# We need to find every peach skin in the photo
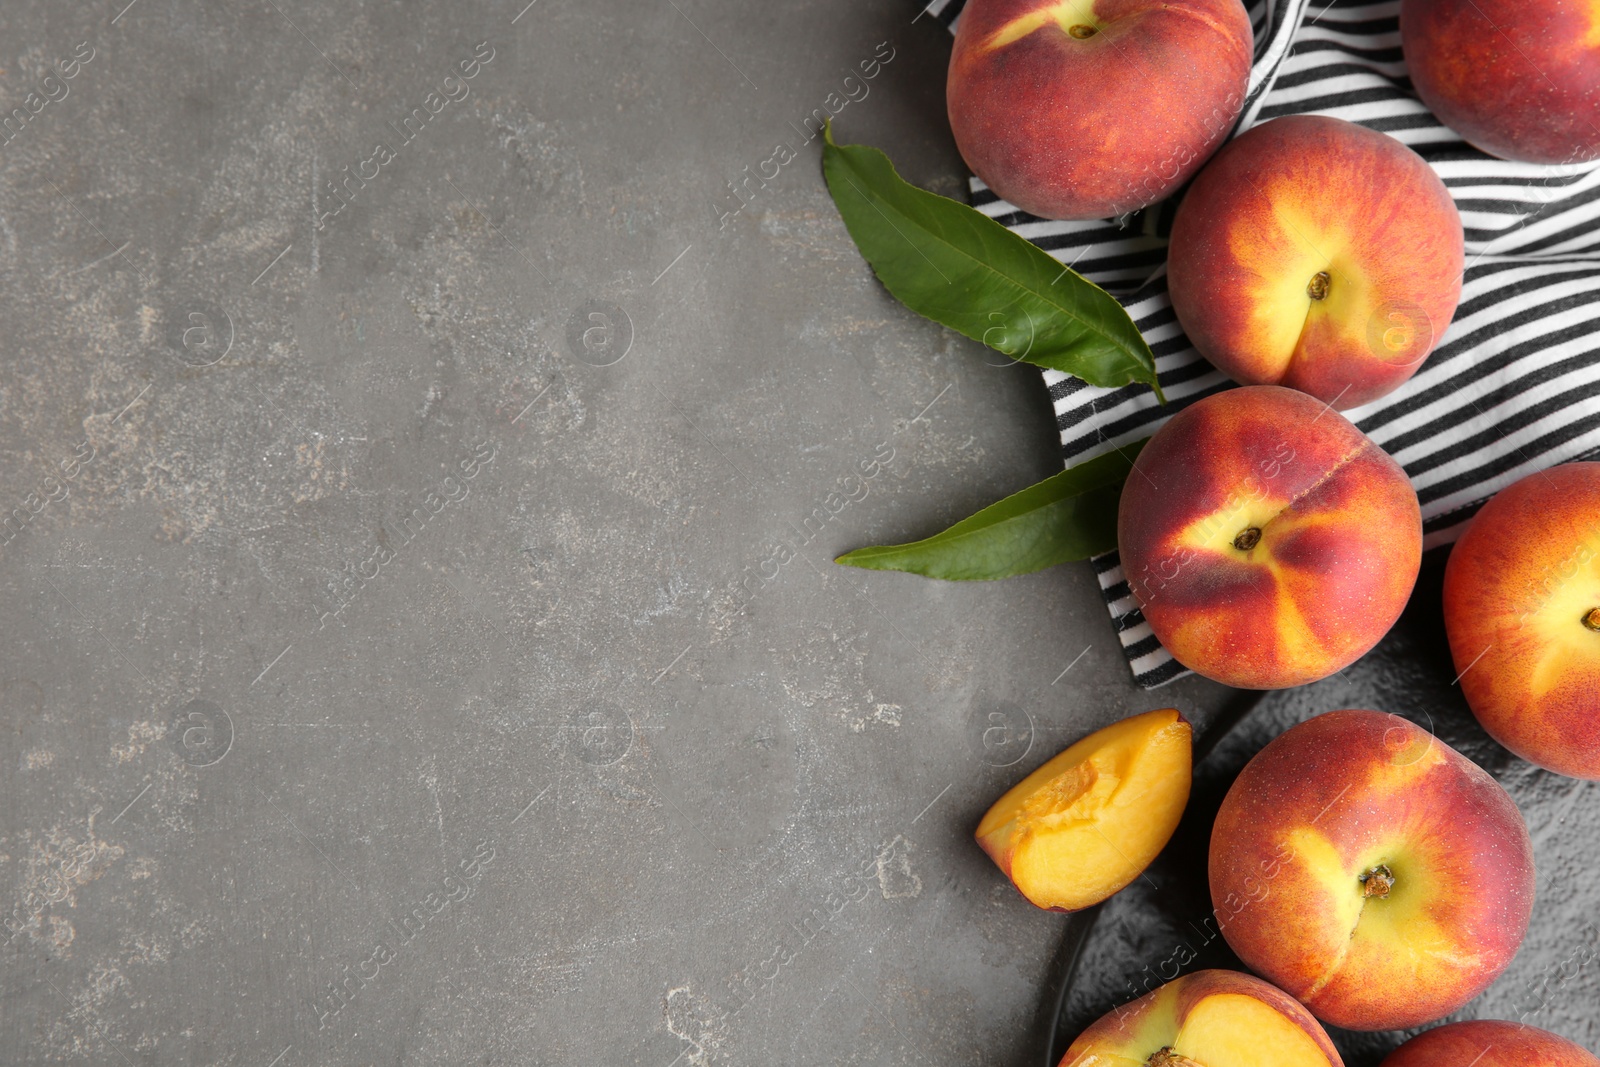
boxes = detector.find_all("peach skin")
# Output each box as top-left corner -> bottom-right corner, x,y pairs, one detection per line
1209,710 -> 1535,1031
1168,115 -> 1464,409
1402,0 -> 1600,164
1383,1021 -> 1600,1067
1117,385 -> 1422,689
1059,969 -> 1343,1067
1443,462 -> 1600,779
976,708 -> 1191,911
947,0 -> 1253,220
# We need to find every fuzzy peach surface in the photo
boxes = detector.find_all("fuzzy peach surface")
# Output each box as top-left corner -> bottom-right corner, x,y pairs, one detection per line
1168,115 -> 1463,409
1382,1020 -> 1600,1067
1401,0 -> 1600,164
1117,386 -> 1421,689
1443,462 -> 1600,779
947,0 -> 1252,219
1209,710 -> 1535,1031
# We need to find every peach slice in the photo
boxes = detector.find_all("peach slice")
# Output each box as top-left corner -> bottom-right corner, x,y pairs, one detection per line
1060,969 -> 1343,1067
976,708 -> 1191,911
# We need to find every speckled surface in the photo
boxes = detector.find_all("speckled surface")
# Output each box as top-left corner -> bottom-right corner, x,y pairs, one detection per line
0,3 -> 1252,1064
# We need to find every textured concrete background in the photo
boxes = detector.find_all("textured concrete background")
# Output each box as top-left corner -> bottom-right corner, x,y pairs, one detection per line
0,2 -> 1246,1064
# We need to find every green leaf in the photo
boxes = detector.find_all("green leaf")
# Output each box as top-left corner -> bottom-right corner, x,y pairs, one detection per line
822,123 -> 1163,400
836,440 -> 1148,580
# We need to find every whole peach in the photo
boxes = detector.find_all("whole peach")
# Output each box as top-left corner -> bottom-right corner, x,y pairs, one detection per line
1209,710 -> 1535,1031
1443,462 -> 1600,779
1383,1021 -> 1599,1067
1117,385 -> 1422,688
947,0 -> 1252,220
1402,0 -> 1600,164
1168,115 -> 1463,409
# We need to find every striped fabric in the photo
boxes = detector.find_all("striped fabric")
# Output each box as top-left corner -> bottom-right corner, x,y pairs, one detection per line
923,0 -> 1600,688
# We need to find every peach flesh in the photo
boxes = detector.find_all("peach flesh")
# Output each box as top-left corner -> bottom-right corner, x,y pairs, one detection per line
976,708 -> 1191,911
1058,969 -> 1343,1067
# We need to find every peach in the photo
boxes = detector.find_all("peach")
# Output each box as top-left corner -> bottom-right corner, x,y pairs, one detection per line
1059,969 -> 1342,1067
1117,385 -> 1422,689
1442,462 -> 1600,779
1383,1021 -> 1600,1067
1209,709 -> 1535,1031
976,708 -> 1191,911
1168,115 -> 1464,409
946,0 -> 1252,220
1402,0 -> 1600,164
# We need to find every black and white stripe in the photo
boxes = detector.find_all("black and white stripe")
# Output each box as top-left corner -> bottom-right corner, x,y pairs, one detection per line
927,0 -> 1600,688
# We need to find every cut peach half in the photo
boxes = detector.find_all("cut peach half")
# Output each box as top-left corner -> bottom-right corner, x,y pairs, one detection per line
1060,970 -> 1343,1067
976,707 -> 1192,911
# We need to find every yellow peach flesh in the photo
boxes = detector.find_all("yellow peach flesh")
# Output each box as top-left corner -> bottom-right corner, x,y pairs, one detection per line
1174,993 -> 1333,1067
977,708 -> 1191,910
1060,973 -> 1341,1067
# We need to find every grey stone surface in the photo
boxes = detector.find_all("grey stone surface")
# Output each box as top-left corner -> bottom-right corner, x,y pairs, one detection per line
0,2 -> 1242,1064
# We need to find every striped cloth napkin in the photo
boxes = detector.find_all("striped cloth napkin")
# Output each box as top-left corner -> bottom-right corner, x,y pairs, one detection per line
923,0 -> 1600,688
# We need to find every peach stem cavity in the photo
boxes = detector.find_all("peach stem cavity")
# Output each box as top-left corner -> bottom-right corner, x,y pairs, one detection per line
1359,863 -> 1394,898
1148,1048 -> 1205,1067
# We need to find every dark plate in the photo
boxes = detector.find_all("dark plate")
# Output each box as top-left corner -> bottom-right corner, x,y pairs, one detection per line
1042,552 -> 1600,1066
